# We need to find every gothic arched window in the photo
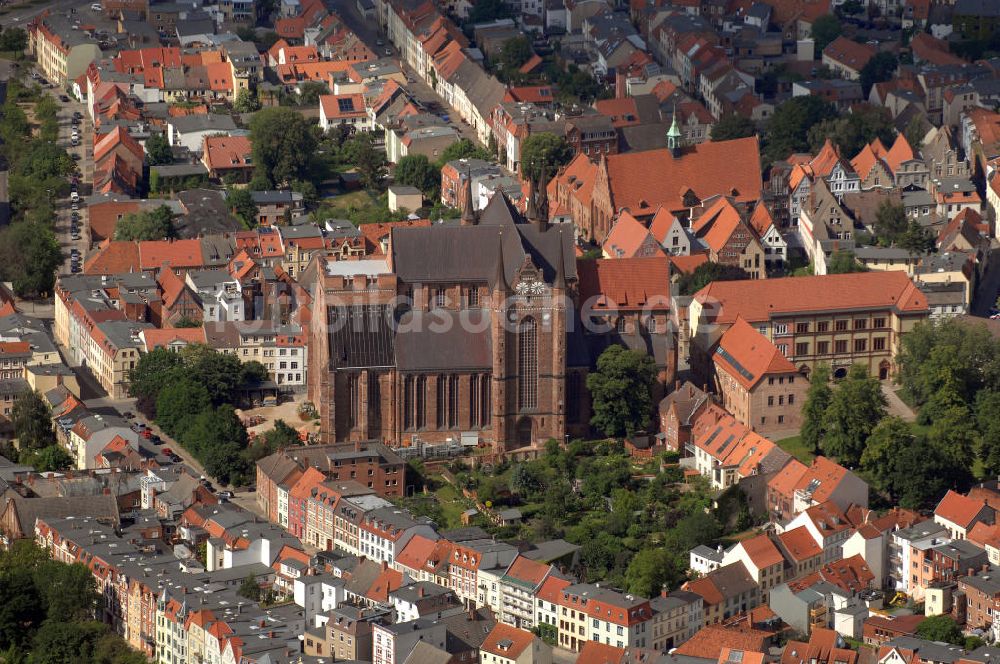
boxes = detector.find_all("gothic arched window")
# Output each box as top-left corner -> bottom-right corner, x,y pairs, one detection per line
517,318 -> 537,410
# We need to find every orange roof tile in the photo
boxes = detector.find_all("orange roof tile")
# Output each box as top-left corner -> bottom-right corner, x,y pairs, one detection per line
481,624 -> 536,659
823,36 -> 877,73
83,240 -> 141,275
749,201 -> 776,237
576,641 -> 628,664
674,624 -> 772,660
203,135 -> 252,171
142,328 -> 206,349
739,533 -> 785,570
671,253 -> 709,274
602,211 -> 663,259
504,555 -> 550,587
714,318 -> 797,390
289,467 -> 326,501
577,256 -> 671,311
778,526 -> 823,562
605,137 -> 762,216
694,271 -> 928,323
935,490 -> 989,529
139,239 -> 204,271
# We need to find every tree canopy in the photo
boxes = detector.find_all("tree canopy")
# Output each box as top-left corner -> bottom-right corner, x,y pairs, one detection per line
227,188 -> 259,228
586,345 -> 657,437
811,15 -> 842,53
113,205 -> 175,241
249,107 -> 318,187
0,221 -> 63,297
144,132 -> 173,165
394,154 -> 440,199
860,52 -> 899,97
519,133 -> 573,182
820,364 -> 887,466
807,105 -> 896,160
341,132 -> 388,190
764,96 -> 838,163
234,88 -> 261,113
826,250 -> 868,274
711,114 -> 756,142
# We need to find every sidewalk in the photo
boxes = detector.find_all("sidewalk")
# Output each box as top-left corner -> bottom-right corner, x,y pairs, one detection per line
882,383 -> 916,422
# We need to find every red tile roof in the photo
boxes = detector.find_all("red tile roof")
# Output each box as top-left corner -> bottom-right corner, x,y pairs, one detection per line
142,328 -> 206,349
694,271 -> 928,323
935,490 -> 990,529
504,555 -> 550,587
203,135 -> 253,172
823,36 -> 877,73
674,624 -> 772,660
739,533 -> 785,570
576,257 -> 671,312
140,239 -> 204,271
714,317 -> 797,390
481,623 -> 535,659
602,211 -> 662,259
83,240 -> 141,275
777,526 -> 823,562
604,137 -> 762,216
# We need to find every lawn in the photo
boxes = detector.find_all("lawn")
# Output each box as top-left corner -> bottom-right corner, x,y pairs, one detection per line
325,189 -> 377,208
774,434 -> 815,463
432,482 -> 474,530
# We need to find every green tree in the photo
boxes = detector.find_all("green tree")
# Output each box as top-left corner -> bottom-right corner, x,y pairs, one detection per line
233,88 -> 261,113
227,187 -> 259,228
826,250 -> 867,274
155,378 -> 211,440
519,133 -> 573,182
144,132 -> 173,165
808,106 -> 896,163
801,364 -> 832,454
711,114 -> 756,141
820,364 -> 886,466
249,107 -> 318,186
238,575 -> 262,602
898,219 -> 935,256
677,262 -> 750,295
811,15 -> 843,53
928,403 -> 979,465
624,548 -> 677,598
436,138 -> 493,167
905,114 -> 929,150
28,621 -> 106,664
185,405 -> 250,484
977,391 -> 1000,477
860,416 -> 912,500
296,81 -> 329,107
873,200 -> 908,245
764,96 -> 838,163
586,345 -> 657,437
0,567 -> 44,650
916,615 -> 964,646
0,221 -> 63,297
467,0 -> 513,24
36,560 -> 98,623
394,154 -> 440,198
342,132 -> 388,190
127,347 -> 184,413
0,27 -> 28,52
860,52 -> 899,97
10,390 -> 54,451
113,205 -> 175,241
497,36 -> 532,77
20,445 -> 74,472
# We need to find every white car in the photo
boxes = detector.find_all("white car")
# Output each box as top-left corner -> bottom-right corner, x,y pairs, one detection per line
70,192 -> 79,202
91,2 -> 102,10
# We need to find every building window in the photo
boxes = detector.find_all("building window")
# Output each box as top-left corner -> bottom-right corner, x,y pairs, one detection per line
436,375 -> 446,429
873,337 -> 886,351
835,320 -> 848,331
817,321 -> 829,332
796,323 -> 809,334
817,341 -> 829,354
467,287 -> 480,308
835,340 -> 848,354
567,372 -> 581,423
448,374 -> 459,428
854,319 -> 867,330
854,338 -> 867,352
517,318 -> 538,410
347,374 -> 359,429
873,317 -> 886,329
795,342 -> 809,356
481,375 -> 491,426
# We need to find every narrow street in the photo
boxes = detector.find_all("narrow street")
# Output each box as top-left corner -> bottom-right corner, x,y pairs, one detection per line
330,0 -> 485,148
972,246 -> 1000,317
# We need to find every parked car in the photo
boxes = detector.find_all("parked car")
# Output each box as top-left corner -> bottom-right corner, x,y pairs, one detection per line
217,491 -> 234,500
162,447 -> 173,456
59,95 -> 70,103
71,153 -> 81,161
91,2 -> 102,10
73,111 -> 82,119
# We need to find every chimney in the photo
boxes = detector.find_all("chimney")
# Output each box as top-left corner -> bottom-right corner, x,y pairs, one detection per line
381,560 -> 388,571
674,379 -> 680,391
968,567 -> 976,577
984,563 -> 990,574
418,586 -> 425,598
661,587 -> 669,598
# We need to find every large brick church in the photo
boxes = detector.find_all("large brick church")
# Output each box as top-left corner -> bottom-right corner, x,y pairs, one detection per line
308,180 -> 674,455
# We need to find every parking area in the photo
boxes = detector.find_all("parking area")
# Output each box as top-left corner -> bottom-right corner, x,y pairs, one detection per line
236,396 -> 320,440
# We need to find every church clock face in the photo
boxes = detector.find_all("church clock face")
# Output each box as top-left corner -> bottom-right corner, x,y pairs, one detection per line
514,279 -> 546,296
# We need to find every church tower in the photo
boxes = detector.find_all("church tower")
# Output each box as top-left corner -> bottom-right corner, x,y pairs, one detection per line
667,105 -> 682,157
